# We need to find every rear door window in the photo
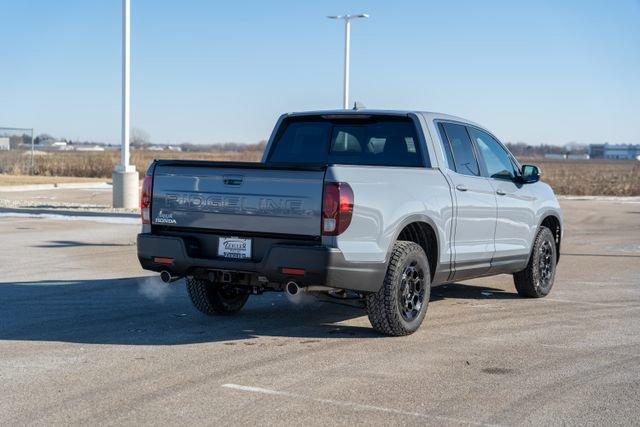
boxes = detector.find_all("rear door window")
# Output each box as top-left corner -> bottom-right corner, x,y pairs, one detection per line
441,123 -> 480,176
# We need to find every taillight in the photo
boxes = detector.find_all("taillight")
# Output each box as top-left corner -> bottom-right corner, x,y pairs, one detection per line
322,182 -> 354,236
140,175 -> 152,224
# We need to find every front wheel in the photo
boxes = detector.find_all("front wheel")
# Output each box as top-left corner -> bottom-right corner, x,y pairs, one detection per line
365,241 -> 431,336
513,226 -> 557,298
186,278 -> 249,315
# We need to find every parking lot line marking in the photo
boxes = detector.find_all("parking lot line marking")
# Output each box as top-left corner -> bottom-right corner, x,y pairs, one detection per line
222,383 -> 497,426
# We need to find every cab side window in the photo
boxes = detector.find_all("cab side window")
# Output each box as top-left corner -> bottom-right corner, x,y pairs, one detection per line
469,128 -> 517,180
441,123 -> 480,176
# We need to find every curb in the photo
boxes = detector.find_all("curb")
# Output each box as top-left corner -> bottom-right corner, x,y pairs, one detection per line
557,195 -> 640,203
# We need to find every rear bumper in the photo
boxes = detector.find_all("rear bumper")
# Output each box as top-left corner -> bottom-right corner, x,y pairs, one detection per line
137,233 -> 386,293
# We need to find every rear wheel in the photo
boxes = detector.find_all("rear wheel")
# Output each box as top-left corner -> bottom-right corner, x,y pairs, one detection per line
513,226 -> 557,298
365,241 -> 431,336
186,278 -> 249,315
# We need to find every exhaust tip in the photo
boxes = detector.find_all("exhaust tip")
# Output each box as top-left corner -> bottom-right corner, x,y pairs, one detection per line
160,270 -> 174,283
285,281 -> 300,296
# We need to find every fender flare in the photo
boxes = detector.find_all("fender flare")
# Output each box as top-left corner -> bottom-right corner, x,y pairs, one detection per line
384,213 -> 445,279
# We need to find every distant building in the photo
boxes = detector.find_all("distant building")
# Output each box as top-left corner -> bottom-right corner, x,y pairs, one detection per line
40,140 -> 71,151
567,153 -> 590,160
0,137 -> 10,151
589,143 -> 640,160
544,153 -> 567,160
148,145 -> 182,152
74,145 -> 105,152
50,141 -> 69,150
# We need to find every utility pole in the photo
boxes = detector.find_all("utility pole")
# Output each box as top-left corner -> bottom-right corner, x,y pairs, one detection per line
327,14 -> 369,109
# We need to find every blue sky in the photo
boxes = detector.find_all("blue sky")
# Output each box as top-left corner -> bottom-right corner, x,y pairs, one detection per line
1,0 -> 639,145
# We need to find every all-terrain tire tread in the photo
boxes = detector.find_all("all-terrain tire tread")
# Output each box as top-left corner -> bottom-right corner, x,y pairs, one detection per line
366,241 -> 430,336
186,277 -> 248,315
513,226 -> 556,298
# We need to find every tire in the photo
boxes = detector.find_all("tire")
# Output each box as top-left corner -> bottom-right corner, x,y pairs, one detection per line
365,241 -> 431,336
186,278 -> 249,315
513,226 -> 557,298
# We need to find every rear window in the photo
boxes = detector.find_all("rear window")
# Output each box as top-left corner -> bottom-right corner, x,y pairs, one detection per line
268,116 -> 427,167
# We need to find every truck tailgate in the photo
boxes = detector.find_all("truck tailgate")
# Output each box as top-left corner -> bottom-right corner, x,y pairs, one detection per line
151,161 -> 325,237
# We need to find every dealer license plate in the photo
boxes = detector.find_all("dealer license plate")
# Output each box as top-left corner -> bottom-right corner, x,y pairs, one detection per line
218,237 -> 252,259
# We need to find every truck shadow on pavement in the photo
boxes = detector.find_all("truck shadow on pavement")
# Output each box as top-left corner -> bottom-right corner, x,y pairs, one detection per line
430,283 -> 521,301
0,277 -> 519,345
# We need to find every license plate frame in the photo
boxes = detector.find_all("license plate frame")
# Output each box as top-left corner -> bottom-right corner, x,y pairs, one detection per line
217,236 -> 252,260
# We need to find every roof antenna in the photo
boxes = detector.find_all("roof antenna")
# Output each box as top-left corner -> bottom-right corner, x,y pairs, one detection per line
353,101 -> 366,110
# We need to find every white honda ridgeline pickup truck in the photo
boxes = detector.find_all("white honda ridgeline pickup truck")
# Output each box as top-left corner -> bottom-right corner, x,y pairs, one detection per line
137,110 -> 562,336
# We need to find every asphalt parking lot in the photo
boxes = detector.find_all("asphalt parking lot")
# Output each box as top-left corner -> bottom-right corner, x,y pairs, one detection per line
1,198 -> 639,425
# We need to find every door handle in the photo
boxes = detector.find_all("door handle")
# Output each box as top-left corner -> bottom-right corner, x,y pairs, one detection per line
496,189 -> 506,196
455,185 -> 468,192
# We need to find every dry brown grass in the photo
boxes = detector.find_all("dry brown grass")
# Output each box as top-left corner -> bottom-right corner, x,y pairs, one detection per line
0,149 -> 262,178
524,159 -> 640,196
1,150 -> 638,196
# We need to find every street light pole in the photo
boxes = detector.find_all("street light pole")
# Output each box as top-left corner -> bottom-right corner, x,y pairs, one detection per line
328,14 -> 369,109
342,18 -> 350,110
121,0 -> 130,171
112,0 -> 139,208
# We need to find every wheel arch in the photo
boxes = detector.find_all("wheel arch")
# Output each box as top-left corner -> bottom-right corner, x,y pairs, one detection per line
539,214 -> 562,263
392,217 -> 440,281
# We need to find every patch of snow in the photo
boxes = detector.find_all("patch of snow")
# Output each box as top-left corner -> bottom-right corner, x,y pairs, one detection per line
0,212 -> 139,224
0,182 -> 112,192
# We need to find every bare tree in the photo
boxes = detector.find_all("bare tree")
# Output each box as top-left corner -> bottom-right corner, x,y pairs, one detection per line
130,127 -> 151,148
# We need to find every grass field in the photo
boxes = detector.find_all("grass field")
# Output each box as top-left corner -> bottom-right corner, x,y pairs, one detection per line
0,149 -> 263,179
529,159 -> 640,196
1,151 -> 638,196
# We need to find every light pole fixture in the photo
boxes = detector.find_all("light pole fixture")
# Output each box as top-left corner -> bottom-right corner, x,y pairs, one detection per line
327,13 -> 369,109
112,0 -> 139,208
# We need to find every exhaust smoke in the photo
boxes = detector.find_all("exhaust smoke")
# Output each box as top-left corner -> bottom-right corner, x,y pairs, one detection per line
284,282 -> 316,306
138,276 -> 173,303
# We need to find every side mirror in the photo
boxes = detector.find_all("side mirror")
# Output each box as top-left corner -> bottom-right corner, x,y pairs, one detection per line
520,164 -> 541,184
